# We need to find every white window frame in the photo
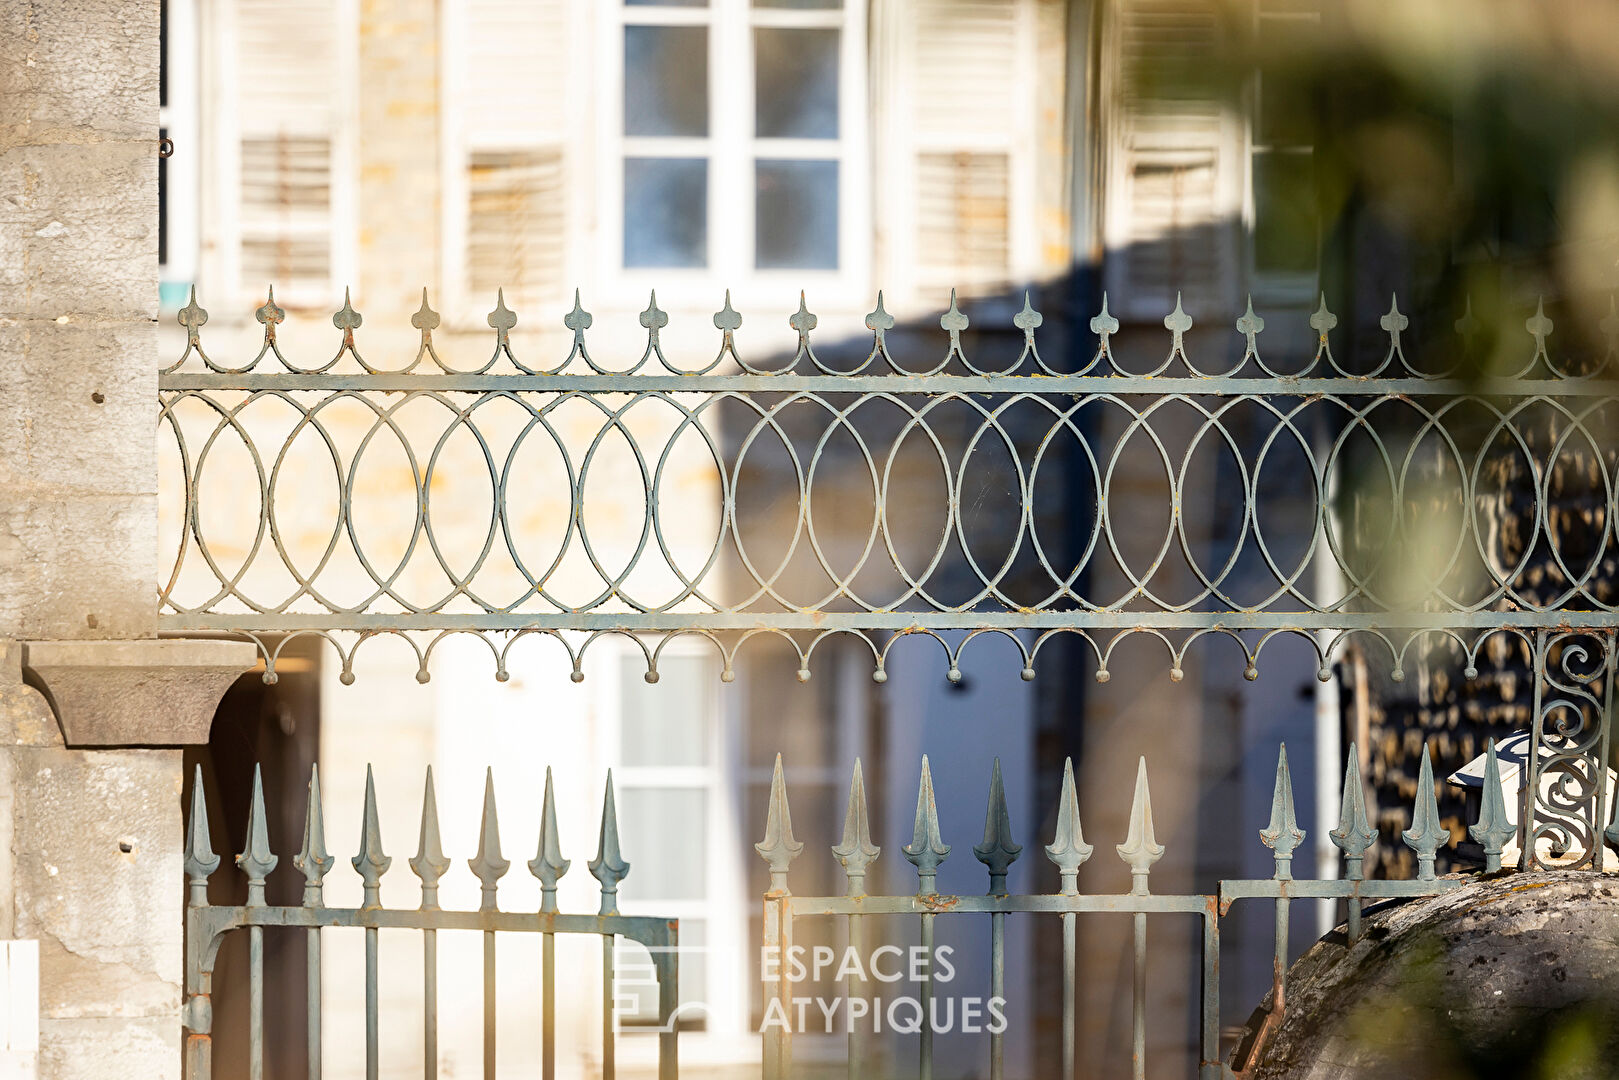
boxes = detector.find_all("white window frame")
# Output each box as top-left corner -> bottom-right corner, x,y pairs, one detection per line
593,0 -> 871,314
592,641 -> 753,1062
201,0 -> 360,312
1243,1 -> 1321,306
160,0 -> 200,302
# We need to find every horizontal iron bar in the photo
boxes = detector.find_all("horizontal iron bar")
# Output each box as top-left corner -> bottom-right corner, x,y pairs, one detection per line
160,610 -> 1619,632
1217,876 -> 1464,913
198,904 -> 676,946
786,893 -> 1217,916
158,374 -> 1614,397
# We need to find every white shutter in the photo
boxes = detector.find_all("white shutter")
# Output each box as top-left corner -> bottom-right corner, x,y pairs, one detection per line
1104,0 -> 1241,320
452,0 -> 570,313
917,152 -> 1011,295
904,0 -> 1032,297
467,149 -> 567,309
233,0 -> 341,301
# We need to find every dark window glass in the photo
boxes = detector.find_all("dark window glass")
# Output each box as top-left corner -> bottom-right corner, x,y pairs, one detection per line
158,125 -> 168,267
756,159 -> 837,269
754,28 -> 838,138
627,0 -> 707,5
625,157 -> 708,267
625,26 -> 708,136
1253,150 -> 1317,274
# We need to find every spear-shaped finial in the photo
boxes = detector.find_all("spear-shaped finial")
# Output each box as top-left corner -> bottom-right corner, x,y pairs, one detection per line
237,765 -> 278,907
184,764 -> 219,908
1469,739 -> 1516,873
755,754 -> 804,891
904,756 -> 950,894
1117,758 -> 1164,894
353,765 -> 391,909
1164,293 -> 1193,356
832,759 -> 880,897
529,766 -> 570,913
469,768 -> 511,911
589,771 -> 630,915
1401,745 -> 1447,880
974,758 -> 1022,895
1260,745 -> 1306,880
1330,745 -> 1377,877
408,767 -> 451,910
294,764 -> 334,906
1045,758 -> 1093,895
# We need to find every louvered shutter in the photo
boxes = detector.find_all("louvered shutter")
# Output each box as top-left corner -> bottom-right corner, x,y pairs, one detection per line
454,0 -> 570,314
234,0 -> 341,301
908,0 -> 1029,297
1104,0 -> 1241,320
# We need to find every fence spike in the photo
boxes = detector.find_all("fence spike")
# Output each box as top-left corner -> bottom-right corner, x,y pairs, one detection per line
1259,744 -> 1306,879
1044,757 -> 1093,895
469,767 -> 511,910
832,758 -> 880,896
903,756 -> 950,893
755,754 -> 804,890
1401,745 -> 1446,880
590,771 -> 630,915
973,758 -> 1022,895
236,764 -> 278,906
1526,296 -> 1554,353
1310,293 -> 1338,337
294,764 -> 334,905
1469,739 -> 1516,873
1164,293 -> 1193,355
715,290 -> 742,333
1117,757 -> 1164,894
353,765 -> 391,909
409,766 -> 451,909
866,292 -> 895,334
789,293 -> 818,337
256,285 -> 284,329
529,766 -> 571,913
1237,295 -> 1265,353
1330,745 -> 1377,874
333,287 -> 363,332
1014,291 -> 1043,337
184,764 -> 219,906
1090,293 -> 1119,345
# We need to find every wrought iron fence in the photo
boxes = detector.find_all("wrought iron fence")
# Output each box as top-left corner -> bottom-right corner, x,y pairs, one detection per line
158,289 -> 1618,686
754,738 -> 1559,1080
182,761 -> 678,1080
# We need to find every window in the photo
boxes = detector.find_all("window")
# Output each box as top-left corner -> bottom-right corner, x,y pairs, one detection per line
159,0 -> 199,308
210,0 -> 355,307
605,0 -> 868,299
609,650 -> 736,1033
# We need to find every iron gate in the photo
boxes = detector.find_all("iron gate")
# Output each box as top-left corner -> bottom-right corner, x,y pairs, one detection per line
182,762 -> 679,1080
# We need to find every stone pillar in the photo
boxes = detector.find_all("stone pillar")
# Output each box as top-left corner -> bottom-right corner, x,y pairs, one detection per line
0,4 -> 254,1078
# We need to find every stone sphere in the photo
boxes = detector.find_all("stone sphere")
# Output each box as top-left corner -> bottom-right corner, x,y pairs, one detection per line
1238,871 -> 1619,1080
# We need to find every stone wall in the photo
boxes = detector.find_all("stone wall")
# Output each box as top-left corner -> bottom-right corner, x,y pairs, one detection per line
0,4 -> 253,1078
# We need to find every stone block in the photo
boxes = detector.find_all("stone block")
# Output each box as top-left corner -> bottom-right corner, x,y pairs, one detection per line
36,1016 -> 177,1080
0,142 -> 157,321
0,493 -> 156,640
0,318 -> 156,496
0,0 -> 158,146
8,746 -> 182,1018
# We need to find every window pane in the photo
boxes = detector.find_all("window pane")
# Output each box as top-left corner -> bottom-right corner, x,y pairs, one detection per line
755,0 -> 840,7
754,28 -> 838,139
625,26 -> 708,136
628,0 -> 707,5
625,158 -> 707,267
1253,150 -> 1317,274
756,159 -> 838,269
620,655 -> 714,766
619,788 -> 707,900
